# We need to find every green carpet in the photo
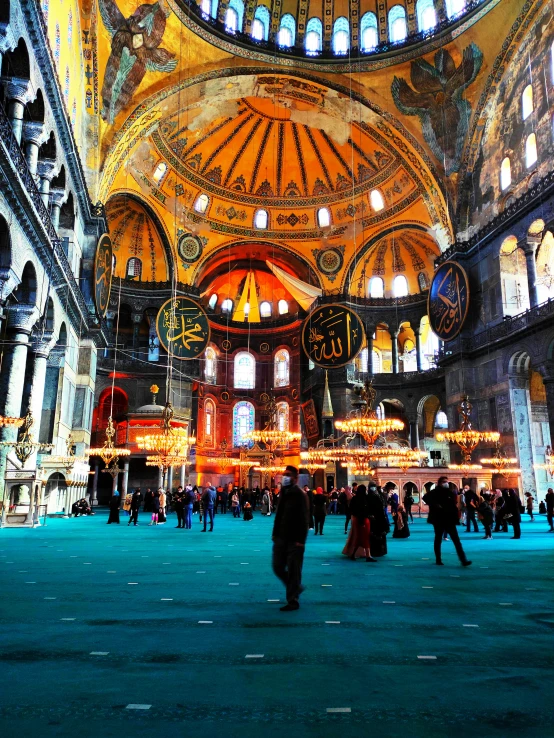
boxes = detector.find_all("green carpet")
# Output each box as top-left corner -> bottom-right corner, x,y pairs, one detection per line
0,509 -> 553,738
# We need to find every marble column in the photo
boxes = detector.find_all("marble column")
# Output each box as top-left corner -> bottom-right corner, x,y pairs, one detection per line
36,159 -> 57,209
391,329 -> 399,374
180,465 -> 186,487
49,188 -> 67,232
4,78 -> 33,144
509,374 -> 540,500
0,305 -> 39,487
157,468 -> 163,489
112,473 -> 119,494
120,458 -> 129,507
22,121 -> 45,177
366,330 -> 374,376
167,466 -> 173,494
132,313 -> 142,359
409,419 -> 420,449
521,236 -> 541,309
415,329 -> 422,372
25,333 -> 54,470
91,461 -> 100,506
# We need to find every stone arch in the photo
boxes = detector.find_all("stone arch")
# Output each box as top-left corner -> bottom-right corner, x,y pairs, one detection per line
506,348 -> 532,377
25,88 -> 45,123
13,261 -> 37,305
1,37 -> 30,79
0,214 -> 11,269
38,131 -> 57,161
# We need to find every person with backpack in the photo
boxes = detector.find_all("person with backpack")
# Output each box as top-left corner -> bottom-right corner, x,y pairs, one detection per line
183,484 -> 195,529
423,476 -> 472,567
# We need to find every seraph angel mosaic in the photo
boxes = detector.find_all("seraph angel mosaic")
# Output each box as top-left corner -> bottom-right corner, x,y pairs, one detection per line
392,43 -> 483,175
99,0 -> 177,124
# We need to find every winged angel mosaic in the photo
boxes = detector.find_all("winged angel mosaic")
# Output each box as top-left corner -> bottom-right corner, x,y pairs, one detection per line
99,0 -> 177,123
391,43 -> 482,175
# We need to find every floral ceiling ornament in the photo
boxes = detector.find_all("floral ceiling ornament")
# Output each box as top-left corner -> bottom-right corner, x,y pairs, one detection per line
391,43 -> 483,176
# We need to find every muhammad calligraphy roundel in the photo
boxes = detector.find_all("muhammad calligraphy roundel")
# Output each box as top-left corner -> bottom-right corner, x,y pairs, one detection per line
155,297 -> 210,360
302,304 -> 365,369
94,234 -> 113,318
428,261 -> 470,342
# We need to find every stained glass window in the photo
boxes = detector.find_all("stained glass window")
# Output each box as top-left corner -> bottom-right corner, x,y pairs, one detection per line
233,401 -> 255,447
274,349 -> 290,387
277,402 -> 289,432
205,399 -> 216,447
205,346 -> 216,382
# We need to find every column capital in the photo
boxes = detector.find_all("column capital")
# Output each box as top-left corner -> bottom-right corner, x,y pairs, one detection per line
132,313 -> 143,324
32,330 -> 55,358
36,158 -> 57,182
49,186 -> 67,209
22,120 -> 46,147
4,304 -> 40,334
3,77 -> 34,105
520,234 -> 541,254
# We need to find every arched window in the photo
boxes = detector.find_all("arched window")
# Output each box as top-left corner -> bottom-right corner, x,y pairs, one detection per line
221,298 -> 233,313
278,13 -> 296,47
445,0 -> 465,18
500,157 -> 511,191
233,401 -> 255,447
208,293 -> 218,309
126,257 -> 142,280
525,133 -> 537,168
435,410 -> 448,429
201,0 -> 210,15
254,209 -> 268,229
368,276 -> 384,298
393,274 -> 409,297
332,17 -> 349,55
204,398 -> 216,447
389,5 -> 407,43
360,12 -> 378,52
376,402 -> 385,419
317,207 -> 330,227
260,301 -> 272,318
194,193 -> 209,213
234,351 -> 255,389
305,17 -> 322,54
418,272 -> 428,291
278,299 -> 289,315
252,5 -> 270,40
357,347 -> 369,373
370,189 -> 385,211
227,0 -> 244,30
152,161 -> 168,184
211,0 -> 218,17
205,346 -> 216,382
277,401 -> 289,432
274,349 -> 290,387
372,349 -> 382,373
225,6 -> 238,31
417,0 -> 436,31
522,84 -> 533,121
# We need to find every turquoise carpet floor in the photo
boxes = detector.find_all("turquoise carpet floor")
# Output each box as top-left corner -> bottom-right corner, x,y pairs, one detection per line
0,510 -> 553,738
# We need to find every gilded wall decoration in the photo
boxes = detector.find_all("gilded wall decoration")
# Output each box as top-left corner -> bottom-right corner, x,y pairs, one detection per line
215,205 -> 247,222
313,246 -> 345,281
178,233 -> 204,264
99,0 -> 177,123
276,213 -> 309,227
391,43 -> 483,175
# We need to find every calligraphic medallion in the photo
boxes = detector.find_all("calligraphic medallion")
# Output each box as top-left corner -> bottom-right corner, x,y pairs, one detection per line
428,261 -> 470,342
94,234 -> 113,318
155,297 -> 210,360
302,304 -> 365,368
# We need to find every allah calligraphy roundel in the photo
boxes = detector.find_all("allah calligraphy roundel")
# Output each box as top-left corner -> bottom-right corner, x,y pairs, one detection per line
428,261 -> 470,342
302,304 -> 365,369
94,234 -> 113,318
155,297 -> 210,360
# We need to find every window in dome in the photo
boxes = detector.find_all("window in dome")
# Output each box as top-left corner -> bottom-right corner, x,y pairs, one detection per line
522,84 -> 533,121
278,299 -> 289,315
368,276 -> 384,298
500,157 -> 511,191
234,351 -> 255,389
221,298 -> 233,313
445,0 -> 465,18
525,133 -> 537,168
208,293 -> 218,309
274,349 -> 290,387
435,410 -> 448,429
317,207 -> 330,227
200,0 -> 210,16
360,12 -> 378,52
226,0 -> 244,31
305,18 -> 322,54
126,257 -> 142,280
357,347 -> 369,373
418,271 -> 428,291
254,209 -> 268,229
252,5 -> 270,40
233,401 -> 255,447
278,14 -> 296,47
205,347 -> 216,382
204,398 -> 215,447
417,0 -> 436,31
225,7 -> 238,31
372,349 -> 382,373
260,300 -> 272,318
370,189 -> 385,211
393,274 -> 409,297
333,17 -> 349,55
194,193 -> 209,213
376,402 -> 385,419
389,5 -> 407,42
152,161 -> 168,184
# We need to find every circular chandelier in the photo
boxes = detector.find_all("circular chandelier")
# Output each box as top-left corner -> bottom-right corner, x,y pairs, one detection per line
335,380 -> 404,447
136,402 -> 195,469
88,416 -> 130,466
436,396 -> 499,463
243,394 -> 301,451
303,462 -> 328,473
0,409 -> 53,464
448,463 -> 484,472
341,461 -> 376,476
254,462 -> 287,474
534,445 -> 554,477
481,443 -> 520,476
205,439 -> 237,468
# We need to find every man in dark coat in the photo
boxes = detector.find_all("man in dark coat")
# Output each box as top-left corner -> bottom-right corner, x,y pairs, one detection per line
143,488 -> 154,512
545,487 -> 554,532
272,466 -> 309,611
128,488 -> 142,526
464,484 -> 480,532
174,486 -> 184,528
423,476 -> 472,567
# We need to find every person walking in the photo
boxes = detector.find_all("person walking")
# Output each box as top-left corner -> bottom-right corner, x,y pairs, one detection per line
345,483 -> 356,534
261,487 -> 272,516
328,488 -> 338,515
525,492 -> 534,521
303,485 -> 315,531
202,482 -> 216,531
271,465 -> 309,611
231,490 -> 240,518
423,476 -> 472,567
546,487 -> 554,531
313,487 -> 327,535
464,485 -> 480,533
493,489 -> 508,532
107,491 -> 120,524
404,490 -> 415,523
123,492 -> 132,518
143,488 -> 154,513
343,484 -> 375,561
158,488 -> 167,524
174,486 -> 184,528
477,495 -> 494,539
392,503 -> 410,538
128,489 -> 142,526
506,488 -> 522,539
183,484 -> 195,529
150,490 -> 160,525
